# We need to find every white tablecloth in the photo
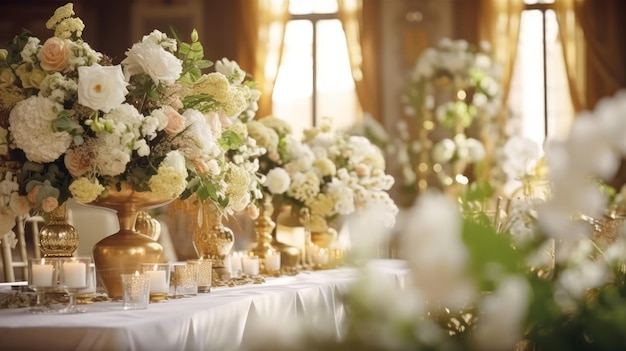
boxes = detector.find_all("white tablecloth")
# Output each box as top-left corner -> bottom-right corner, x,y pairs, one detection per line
0,260 -> 409,351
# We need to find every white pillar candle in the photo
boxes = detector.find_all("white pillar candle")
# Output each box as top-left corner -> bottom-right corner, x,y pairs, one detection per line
313,248 -> 330,265
146,270 -> 168,293
32,263 -> 54,287
63,261 -> 87,288
230,253 -> 243,273
265,252 -> 281,271
242,256 -> 259,276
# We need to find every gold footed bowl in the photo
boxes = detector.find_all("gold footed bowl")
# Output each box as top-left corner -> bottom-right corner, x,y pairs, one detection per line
83,184 -> 174,300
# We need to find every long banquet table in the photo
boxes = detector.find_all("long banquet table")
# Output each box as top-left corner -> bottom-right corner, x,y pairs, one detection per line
0,259 -> 409,351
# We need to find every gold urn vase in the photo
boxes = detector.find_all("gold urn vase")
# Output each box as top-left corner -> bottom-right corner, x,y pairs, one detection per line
191,200 -> 234,272
85,184 -> 173,300
39,202 -> 79,257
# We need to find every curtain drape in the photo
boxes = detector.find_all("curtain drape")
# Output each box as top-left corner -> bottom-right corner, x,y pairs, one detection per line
477,0 -> 524,111
556,0 -> 626,112
236,0 -> 289,119
337,0 -> 382,122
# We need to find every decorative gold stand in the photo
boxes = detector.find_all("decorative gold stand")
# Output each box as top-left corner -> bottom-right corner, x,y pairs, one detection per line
39,203 -> 79,257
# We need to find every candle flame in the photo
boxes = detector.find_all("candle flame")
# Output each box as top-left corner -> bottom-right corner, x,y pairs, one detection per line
134,271 -> 140,276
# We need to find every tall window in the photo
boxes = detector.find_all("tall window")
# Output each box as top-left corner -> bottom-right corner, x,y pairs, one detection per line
508,0 -> 574,150
272,0 -> 361,137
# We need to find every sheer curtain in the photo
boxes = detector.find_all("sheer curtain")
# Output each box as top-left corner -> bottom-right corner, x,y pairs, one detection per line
236,0 -> 290,119
337,0 -> 382,122
478,0 -> 524,111
556,0 -> 626,112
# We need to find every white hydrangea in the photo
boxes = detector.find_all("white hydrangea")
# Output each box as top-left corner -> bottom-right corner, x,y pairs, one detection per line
9,96 -> 72,163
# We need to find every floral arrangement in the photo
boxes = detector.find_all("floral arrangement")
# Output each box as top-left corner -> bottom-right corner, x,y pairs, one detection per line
257,117 -> 398,233
0,3 -> 263,224
241,89 -> 626,350
397,38 -> 508,202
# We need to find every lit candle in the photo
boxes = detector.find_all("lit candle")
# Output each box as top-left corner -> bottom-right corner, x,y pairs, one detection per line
230,252 -> 243,273
242,256 -> 259,276
265,252 -> 281,271
32,261 -> 54,287
313,248 -> 330,265
62,261 -> 87,288
146,267 -> 168,294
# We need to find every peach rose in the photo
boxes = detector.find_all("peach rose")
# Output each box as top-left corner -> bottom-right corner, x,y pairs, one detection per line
39,37 -> 70,72
41,197 -> 59,212
193,159 -> 210,175
163,106 -> 185,136
27,185 -> 41,204
64,149 -> 92,177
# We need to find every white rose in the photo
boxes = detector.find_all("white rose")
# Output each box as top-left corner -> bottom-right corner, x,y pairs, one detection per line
264,168 -> 291,194
122,41 -> 182,85
431,138 -> 456,164
77,64 -> 128,113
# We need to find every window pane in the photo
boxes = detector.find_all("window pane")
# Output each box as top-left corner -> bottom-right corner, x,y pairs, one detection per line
316,19 -> 359,130
508,8 -> 574,151
509,10 -> 545,148
289,0 -> 337,15
545,9 -> 574,141
272,20 -> 313,137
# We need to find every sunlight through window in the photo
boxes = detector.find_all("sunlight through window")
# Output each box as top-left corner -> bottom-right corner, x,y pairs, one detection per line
272,0 -> 360,137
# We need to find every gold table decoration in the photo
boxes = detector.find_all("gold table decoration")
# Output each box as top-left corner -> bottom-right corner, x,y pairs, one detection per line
135,210 -> 161,241
83,184 -> 172,300
175,198 -> 234,277
249,195 -> 279,274
39,202 -> 79,257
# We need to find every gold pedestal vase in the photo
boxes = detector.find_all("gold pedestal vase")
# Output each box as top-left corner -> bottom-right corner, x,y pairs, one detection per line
39,202 -> 79,257
190,200 -> 234,276
84,184 -> 172,300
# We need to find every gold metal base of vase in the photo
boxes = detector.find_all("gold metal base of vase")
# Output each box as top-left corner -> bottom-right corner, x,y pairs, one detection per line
93,233 -> 164,300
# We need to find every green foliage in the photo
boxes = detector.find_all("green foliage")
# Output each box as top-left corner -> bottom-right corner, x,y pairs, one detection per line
173,28 -> 213,84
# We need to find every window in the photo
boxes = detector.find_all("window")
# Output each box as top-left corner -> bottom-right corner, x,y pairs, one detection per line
508,0 -> 574,150
272,0 -> 361,137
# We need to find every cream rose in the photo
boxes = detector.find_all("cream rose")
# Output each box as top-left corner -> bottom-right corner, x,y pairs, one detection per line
69,177 -> 104,203
0,68 -> 16,88
38,37 -> 70,72
163,106 -> 185,136
77,64 -> 128,113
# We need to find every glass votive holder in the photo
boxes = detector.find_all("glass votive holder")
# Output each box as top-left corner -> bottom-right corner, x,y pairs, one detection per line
170,263 -> 198,298
228,251 -> 245,278
242,255 -> 260,276
141,263 -> 170,302
76,263 -> 97,304
263,251 -> 281,276
312,246 -> 331,270
121,272 -> 150,310
188,259 -> 212,293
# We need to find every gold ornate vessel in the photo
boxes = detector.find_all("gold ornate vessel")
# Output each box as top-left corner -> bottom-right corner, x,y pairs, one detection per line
85,184 -> 173,300
39,202 -> 79,257
191,200 -> 234,272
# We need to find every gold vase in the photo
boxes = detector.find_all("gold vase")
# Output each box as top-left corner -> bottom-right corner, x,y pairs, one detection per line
86,184 -> 173,300
191,201 -> 234,270
39,202 -> 79,257
311,228 -> 337,249
273,206 -> 304,270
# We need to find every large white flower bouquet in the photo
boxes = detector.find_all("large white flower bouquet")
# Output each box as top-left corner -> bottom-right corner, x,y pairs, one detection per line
0,3 -> 263,218
259,117 -> 398,233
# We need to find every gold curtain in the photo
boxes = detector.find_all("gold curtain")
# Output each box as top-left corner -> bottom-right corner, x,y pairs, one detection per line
477,0 -> 524,109
337,0 -> 382,122
236,0 -> 289,119
556,0 -> 626,112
